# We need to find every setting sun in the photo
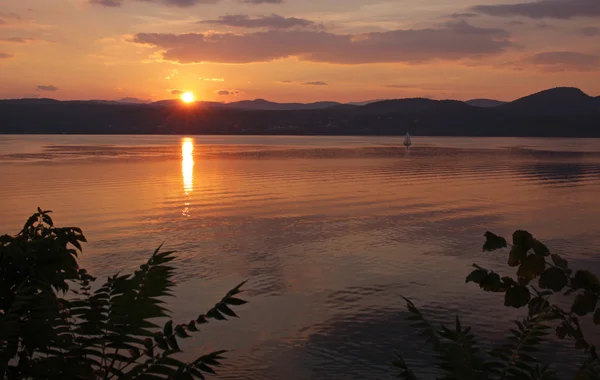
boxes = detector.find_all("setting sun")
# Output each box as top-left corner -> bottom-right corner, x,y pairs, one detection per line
181,92 -> 195,103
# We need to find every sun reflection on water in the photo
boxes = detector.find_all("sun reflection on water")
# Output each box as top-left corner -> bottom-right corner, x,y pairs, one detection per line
181,138 -> 194,216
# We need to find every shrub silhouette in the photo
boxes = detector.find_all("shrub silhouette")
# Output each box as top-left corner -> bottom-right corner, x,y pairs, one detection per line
394,230 -> 600,380
0,208 -> 247,379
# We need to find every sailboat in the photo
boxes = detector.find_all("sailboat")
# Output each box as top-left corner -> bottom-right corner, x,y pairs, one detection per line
403,132 -> 412,148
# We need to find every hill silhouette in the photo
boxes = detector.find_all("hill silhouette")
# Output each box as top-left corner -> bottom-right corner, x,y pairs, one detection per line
500,87 -> 598,115
0,87 -> 598,137
225,99 -> 341,110
360,98 -> 469,113
466,99 -> 506,108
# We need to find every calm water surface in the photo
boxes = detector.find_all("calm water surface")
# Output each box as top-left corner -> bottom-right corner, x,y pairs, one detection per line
1,135 -> 600,379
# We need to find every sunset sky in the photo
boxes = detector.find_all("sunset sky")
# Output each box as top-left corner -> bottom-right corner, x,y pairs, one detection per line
0,0 -> 599,102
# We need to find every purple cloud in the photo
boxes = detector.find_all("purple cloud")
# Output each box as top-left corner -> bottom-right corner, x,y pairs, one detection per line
581,26 -> 600,36
1,37 -> 36,43
0,53 -> 13,59
536,22 -> 554,29
90,0 -> 274,6
216,89 -> 240,95
527,51 -> 600,71
0,12 -> 21,25
36,85 -> 59,91
90,0 -> 123,5
200,14 -> 316,29
169,89 -> 184,95
471,0 -> 600,19
450,13 -> 478,18
131,20 -> 512,64
302,81 -> 328,86
239,0 -> 283,3
385,85 -> 418,89
0,12 -> 21,20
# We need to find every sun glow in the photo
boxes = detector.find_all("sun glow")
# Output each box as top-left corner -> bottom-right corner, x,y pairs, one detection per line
181,92 -> 195,103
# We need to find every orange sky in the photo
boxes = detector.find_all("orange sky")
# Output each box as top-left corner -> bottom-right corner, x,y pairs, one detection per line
0,0 -> 599,102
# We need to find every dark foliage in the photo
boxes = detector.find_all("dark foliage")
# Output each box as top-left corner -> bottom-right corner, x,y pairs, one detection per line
394,230 -> 600,380
0,209 -> 248,379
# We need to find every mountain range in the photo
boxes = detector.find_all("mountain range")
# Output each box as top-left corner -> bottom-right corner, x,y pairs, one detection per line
0,87 -> 598,137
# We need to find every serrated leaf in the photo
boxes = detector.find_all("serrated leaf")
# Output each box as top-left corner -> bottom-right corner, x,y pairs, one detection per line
196,315 -> 208,324
207,307 -> 226,321
532,239 -> 550,256
163,320 -> 173,337
571,270 -> 600,292
167,335 -> 180,351
483,231 -> 507,251
517,254 -> 545,281
224,297 -> 247,306
466,268 -> 488,284
551,254 -> 568,269
187,321 -> 199,331
216,303 -> 238,318
479,272 -> 502,292
572,291 -> 597,316
196,363 -> 216,374
509,246 -> 527,267
154,333 -> 169,350
539,267 -> 568,292
174,325 -> 190,338
505,285 -> 531,308
513,230 -> 534,250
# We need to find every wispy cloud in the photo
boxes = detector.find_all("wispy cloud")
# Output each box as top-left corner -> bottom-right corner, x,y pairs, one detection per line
165,69 -> 178,80
199,14 -> 317,29
384,84 -> 418,89
450,13 -> 478,19
302,81 -> 328,86
90,0 -> 123,6
239,0 -> 283,3
0,52 -> 13,59
471,0 -> 600,19
168,89 -> 184,95
36,85 -> 59,91
0,37 -> 38,43
131,20 -> 512,64
581,26 -> 600,36
90,0 -> 277,7
215,89 -> 240,95
536,22 -> 554,29
199,77 -> 225,81
0,12 -> 21,23
526,51 -> 600,72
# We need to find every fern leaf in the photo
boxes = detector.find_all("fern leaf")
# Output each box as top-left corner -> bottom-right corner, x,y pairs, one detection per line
392,351 -> 419,380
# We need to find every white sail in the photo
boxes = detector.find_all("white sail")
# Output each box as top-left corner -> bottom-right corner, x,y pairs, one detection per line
403,133 -> 412,147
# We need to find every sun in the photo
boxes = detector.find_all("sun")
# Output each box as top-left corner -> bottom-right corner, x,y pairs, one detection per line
181,92 -> 195,103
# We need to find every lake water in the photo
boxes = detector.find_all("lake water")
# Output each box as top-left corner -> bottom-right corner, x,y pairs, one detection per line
1,135 -> 600,379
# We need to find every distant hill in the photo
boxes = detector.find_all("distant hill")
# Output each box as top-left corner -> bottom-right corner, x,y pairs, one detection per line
0,98 -> 60,105
146,98 -> 341,110
347,99 -> 387,106
0,87 -> 598,137
500,87 -> 599,114
118,97 -> 151,104
466,99 -> 506,108
224,99 -> 342,111
360,98 -> 469,113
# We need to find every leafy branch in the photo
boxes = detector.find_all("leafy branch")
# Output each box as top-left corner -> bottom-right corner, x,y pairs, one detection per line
0,209 -> 250,380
